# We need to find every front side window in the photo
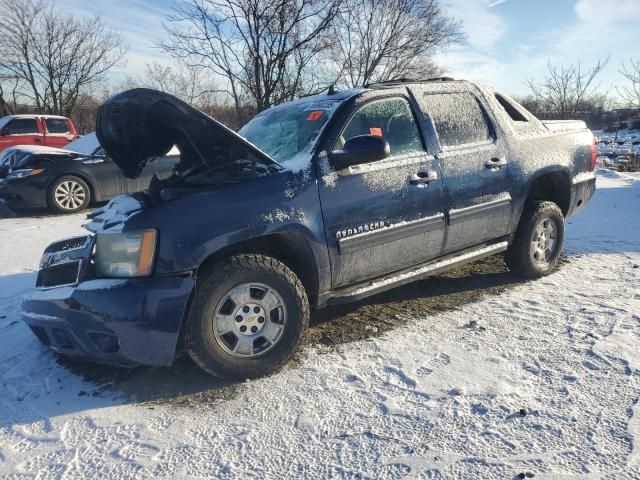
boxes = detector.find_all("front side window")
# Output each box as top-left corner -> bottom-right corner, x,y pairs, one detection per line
46,118 -> 70,134
337,98 -> 423,156
423,93 -> 492,147
5,118 -> 39,135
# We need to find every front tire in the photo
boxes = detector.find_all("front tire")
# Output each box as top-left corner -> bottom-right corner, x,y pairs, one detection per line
506,201 -> 565,278
186,254 -> 309,379
48,175 -> 91,214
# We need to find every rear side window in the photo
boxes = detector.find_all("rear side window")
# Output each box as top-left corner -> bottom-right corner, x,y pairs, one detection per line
422,93 -> 492,147
46,118 -> 70,134
4,118 -> 39,135
337,98 -> 423,156
495,94 -> 528,122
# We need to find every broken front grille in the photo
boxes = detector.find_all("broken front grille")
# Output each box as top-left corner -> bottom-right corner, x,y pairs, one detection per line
37,235 -> 94,288
36,260 -> 82,288
43,236 -> 90,254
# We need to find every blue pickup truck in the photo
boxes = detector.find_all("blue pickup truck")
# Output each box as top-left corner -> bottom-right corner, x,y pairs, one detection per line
21,79 -> 596,379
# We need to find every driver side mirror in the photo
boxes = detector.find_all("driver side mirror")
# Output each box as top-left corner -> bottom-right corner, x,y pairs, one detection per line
330,134 -> 390,171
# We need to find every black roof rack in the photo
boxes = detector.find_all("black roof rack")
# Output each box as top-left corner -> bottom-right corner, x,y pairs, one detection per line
364,76 -> 458,88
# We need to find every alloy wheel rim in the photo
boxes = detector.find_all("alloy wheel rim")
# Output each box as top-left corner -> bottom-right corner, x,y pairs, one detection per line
212,282 -> 287,358
54,180 -> 86,210
530,217 -> 558,267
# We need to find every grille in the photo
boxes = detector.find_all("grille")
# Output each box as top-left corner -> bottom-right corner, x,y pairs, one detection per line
37,260 -> 81,288
44,236 -> 89,254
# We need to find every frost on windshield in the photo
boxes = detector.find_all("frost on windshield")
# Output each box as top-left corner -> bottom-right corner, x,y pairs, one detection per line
238,100 -> 339,172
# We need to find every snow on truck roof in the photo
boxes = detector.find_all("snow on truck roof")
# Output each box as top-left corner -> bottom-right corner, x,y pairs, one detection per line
2,114 -> 69,119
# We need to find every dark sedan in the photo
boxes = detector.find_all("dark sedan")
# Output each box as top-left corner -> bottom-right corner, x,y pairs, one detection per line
0,133 -> 178,214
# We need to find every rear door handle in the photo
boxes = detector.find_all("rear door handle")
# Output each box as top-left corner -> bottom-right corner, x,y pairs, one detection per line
485,157 -> 507,169
410,171 -> 438,185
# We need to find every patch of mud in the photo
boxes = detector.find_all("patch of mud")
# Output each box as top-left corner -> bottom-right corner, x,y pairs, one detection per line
305,255 -> 525,349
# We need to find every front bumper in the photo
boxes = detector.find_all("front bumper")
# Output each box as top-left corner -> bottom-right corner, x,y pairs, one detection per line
0,198 -> 16,218
21,276 -> 195,366
0,177 -> 49,210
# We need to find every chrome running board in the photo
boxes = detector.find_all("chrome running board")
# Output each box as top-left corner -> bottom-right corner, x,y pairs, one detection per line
328,241 -> 509,304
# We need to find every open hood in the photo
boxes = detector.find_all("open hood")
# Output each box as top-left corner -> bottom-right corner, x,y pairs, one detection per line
96,88 -> 280,178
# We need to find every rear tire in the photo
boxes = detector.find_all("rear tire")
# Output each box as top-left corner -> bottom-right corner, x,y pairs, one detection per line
186,254 -> 309,379
506,201 -> 565,278
48,175 -> 91,214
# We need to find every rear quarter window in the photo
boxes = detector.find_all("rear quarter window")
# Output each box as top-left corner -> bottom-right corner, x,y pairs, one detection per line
494,94 -> 528,122
422,92 -> 492,148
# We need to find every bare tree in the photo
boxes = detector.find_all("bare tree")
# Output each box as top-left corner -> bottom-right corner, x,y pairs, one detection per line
143,60 -> 223,107
617,58 -> 640,108
329,0 -> 462,87
0,0 -> 127,117
159,0 -> 341,122
0,74 -> 20,116
525,58 -> 610,119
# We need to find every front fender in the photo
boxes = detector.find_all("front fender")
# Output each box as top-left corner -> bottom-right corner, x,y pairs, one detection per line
122,171 -> 331,292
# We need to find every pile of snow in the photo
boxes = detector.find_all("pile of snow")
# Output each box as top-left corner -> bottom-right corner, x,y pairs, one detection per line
0,171 -> 639,478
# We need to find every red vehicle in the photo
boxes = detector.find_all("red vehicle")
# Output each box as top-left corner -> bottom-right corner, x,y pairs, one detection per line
0,114 -> 78,153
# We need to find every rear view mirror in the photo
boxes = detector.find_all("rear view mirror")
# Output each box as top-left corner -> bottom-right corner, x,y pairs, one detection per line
330,134 -> 390,171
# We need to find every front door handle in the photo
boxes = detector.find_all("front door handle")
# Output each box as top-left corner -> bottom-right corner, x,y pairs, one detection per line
410,171 -> 438,185
485,157 -> 507,169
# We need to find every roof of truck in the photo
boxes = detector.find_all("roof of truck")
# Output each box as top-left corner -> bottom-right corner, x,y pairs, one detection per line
1,114 -> 69,120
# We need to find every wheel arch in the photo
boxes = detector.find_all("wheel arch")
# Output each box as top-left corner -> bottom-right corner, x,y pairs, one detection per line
524,169 -> 571,216
196,231 -> 321,308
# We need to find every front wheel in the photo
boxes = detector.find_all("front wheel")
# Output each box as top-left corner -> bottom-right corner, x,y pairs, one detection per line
47,175 -> 91,214
506,201 -> 565,278
186,254 -> 309,379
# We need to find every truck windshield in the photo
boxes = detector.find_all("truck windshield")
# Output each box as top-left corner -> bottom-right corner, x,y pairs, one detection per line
238,100 -> 339,166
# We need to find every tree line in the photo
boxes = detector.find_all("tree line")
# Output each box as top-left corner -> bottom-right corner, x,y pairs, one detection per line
1,0 -> 639,133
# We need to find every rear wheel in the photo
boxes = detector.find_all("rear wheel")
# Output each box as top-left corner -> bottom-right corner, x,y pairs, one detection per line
506,201 -> 565,278
186,254 -> 309,379
48,175 -> 91,214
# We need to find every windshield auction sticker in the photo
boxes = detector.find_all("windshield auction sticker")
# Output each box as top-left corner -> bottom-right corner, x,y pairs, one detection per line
304,101 -> 340,111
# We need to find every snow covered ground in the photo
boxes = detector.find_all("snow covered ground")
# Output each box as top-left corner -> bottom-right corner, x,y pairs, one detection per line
0,170 -> 639,479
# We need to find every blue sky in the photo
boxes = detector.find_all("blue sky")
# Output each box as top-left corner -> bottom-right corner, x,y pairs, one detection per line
56,0 -> 640,99
438,0 -> 640,98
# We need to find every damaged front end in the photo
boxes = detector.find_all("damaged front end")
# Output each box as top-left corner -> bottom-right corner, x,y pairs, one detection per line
96,88 -> 281,203
21,230 -> 195,366
21,191 -> 195,366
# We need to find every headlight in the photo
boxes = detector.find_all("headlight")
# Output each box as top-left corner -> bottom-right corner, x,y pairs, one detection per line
6,168 -> 45,180
95,230 -> 157,277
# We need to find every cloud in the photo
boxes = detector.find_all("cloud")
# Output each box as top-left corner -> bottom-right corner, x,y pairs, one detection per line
444,0 -> 506,51
440,0 -> 640,97
435,47 -> 505,86
54,0 -> 174,78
